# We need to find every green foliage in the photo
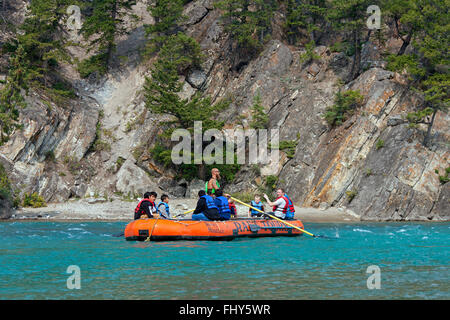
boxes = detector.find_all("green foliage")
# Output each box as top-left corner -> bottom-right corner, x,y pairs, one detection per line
327,0 -> 375,80
386,54 -> 425,78
283,0 -> 327,44
80,0 -> 136,71
435,166 -> 450,185
330,41 -> 356,56
77,53 -> 109,78
346,189 -> 358,203
231,191 -> 255,203
299,40 -> 321,64
375,139 -> 385,150
255,174 -> 279,197
63,155 -> 81,175
22,192 -> 47,208
144,33 -> 219,131
324,90 -> 365,126
177,152 -> 241,183
0,163 -> 12,202
406,107 -> 434,124
145,0 -> 186,54
89,110 -> 111,152
150,142 -> 173,168
215,0 -> 277,55
44,150 -> 56,162
0,0 -> 77,142
115,156 -> 126,171
249,93 -> 269,129
385,0 -> 448,146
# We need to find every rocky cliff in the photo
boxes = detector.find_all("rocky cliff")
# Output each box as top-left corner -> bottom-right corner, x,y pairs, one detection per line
0,0 -> 448,220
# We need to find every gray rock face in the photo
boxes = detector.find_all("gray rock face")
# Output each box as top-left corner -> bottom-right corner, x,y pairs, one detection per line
183,0 -> 210,26
186,179 -> 205,199
1,1 -> 448,222
187,69 -> 207,89
0,195 -> 13,219
115,159 -> 162,197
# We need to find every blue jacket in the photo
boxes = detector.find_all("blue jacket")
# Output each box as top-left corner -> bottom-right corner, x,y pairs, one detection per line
193,195 -> 220,220
156,201 -> 170,219
250,200 -> 264,216
214,196 -> 231,220
284,194 -> 294,219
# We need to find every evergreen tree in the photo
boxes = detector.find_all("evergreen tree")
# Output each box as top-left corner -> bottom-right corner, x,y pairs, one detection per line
250,93 -> 269,129
144,34 -> 220,131
384,0 -> 423,55
387,0 -> 449,147
145,0 -> 186,54
327,0 -> 378,81
80,0 -> 136,76
283,0 -> 327,45
0,0 -> 73,143
215,0 -> 277,56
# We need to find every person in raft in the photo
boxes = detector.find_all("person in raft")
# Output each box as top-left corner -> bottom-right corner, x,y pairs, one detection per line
156,194 -> 171,219
134,191 -> 157,220
248,195 -> 264,218
283,191 -> 296,220
263,188 -> 290,220
214,189 -> 231,220
206,168 -> 221,196
227,196 -> 237,219
192,190 -> 221,221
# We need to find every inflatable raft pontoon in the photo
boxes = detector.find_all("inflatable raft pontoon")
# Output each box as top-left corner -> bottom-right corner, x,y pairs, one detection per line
124,218 -> 305,241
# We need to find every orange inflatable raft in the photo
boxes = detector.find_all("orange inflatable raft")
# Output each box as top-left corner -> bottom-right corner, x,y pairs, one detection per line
124,218 -> 305,241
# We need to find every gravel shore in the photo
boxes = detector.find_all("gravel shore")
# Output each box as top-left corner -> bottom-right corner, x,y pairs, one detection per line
10,197 -> 361,222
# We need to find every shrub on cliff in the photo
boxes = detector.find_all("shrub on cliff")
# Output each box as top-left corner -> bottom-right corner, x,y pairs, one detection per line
0,163 -> 12,202
324,90 -> 365,127
250,93 -> 269,130
22,193 -> 47,208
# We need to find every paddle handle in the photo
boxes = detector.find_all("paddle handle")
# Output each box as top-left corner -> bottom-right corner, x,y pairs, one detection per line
230,196 -> 315,237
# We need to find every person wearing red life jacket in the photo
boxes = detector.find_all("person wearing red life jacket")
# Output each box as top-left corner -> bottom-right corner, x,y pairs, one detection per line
134,191 -> 157,220
227,197 -> 237,219
263,188 -> 290,220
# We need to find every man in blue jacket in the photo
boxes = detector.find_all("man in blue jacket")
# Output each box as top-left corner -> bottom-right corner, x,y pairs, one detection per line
214,189 -> 231,220
192,190 -> 221,221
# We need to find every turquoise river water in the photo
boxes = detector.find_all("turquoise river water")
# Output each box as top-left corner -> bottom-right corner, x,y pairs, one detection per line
0,221 -> 448,299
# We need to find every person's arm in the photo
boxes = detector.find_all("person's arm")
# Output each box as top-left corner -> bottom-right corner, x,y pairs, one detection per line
158,203 -> 169,219
137,203 -> 149,219
263,194 -> 276,207
207,178 -> 215,190
193,198 -> 206,214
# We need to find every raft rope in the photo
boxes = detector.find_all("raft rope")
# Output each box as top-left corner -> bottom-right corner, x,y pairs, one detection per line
231,196 -> 318,238
145,217 -> 160,242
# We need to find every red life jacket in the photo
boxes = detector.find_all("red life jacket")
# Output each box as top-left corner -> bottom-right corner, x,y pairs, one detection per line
285,194 -> 295,213
134,199 -> 154,216
273,195 -> 289,214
